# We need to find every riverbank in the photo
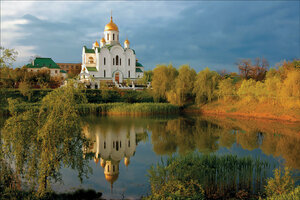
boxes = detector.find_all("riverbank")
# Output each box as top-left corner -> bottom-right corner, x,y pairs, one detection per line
1,102 -> 180,116
185,99 -> 300,123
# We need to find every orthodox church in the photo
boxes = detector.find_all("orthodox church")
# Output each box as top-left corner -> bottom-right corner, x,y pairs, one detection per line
80,15 -> 144,87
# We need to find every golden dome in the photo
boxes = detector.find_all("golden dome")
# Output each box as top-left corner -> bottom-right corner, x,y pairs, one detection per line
93,41 -> 99,47
124,157 -> 130,167
124,39 -> 130,44
100,37 -> 106,43
94,157 -> 99,164
104,16 -> 119,32
105,174 -> 119,184
100,160 -> 106,168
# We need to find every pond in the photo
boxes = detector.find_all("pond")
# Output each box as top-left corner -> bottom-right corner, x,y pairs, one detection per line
1,114 -> 300,199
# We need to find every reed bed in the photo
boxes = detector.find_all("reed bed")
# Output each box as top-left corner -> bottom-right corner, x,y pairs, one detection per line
148,153 -> 271,199
77,103 -> 180,115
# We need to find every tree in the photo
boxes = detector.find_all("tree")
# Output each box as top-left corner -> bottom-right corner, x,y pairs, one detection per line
217,78 -> 236,100
166,65 -> 196,106
1,85 -> 90,196
19,81 -> 33,101
0,46 -> 18,68
151,64 -> 178,102
193,68 -> 220,104
237,59 -> 252,80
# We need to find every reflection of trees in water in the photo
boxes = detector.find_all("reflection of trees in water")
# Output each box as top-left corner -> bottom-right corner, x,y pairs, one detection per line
150,118 -> 236,155
203,116 -> 300,170
149,116 -> 300,170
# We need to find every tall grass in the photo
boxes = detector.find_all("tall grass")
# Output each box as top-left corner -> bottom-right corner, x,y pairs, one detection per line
77,103 -> 180,115
147,153 -> 271,199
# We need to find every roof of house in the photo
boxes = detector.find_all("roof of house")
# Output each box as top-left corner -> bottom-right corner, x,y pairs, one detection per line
136,68 -> 143,73
136,62 -> 143,67
26,57 -> 60,69
86,67 -> 98,72
84,46 -> 95,53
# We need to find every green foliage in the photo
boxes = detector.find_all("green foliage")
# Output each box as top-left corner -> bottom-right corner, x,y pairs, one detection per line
19,81 -> 33,101
217,78 -> 236,100
265,186 -> 300,200
265,167 -> 295,197
152,64 -> 178,102
77,102 -> 180,115
166,65 -> 196,106
0,46 -> 18,68
146,153 -> 270,199
1,85 -> 91,196
193,67 -> 220,104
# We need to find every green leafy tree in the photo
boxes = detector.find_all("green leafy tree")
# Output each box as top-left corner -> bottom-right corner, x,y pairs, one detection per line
193,67 -> 220,104
19,81 -> 33,101
265,167 -> 295,197
0,46 -> 18,68
151,64 -> 178,102
1,85 -> 90,196
217,78 -> 236,100
167,65 -> 196,106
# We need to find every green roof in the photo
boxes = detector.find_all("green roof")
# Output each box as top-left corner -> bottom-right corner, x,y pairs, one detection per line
136,68 -> 143,73
104,44 -> 113,50
136,62 -> 143,67
132,49 -> 136,54
27,57 -> 60,69
86,67 -> 97,72
84,46 -> 95,53
60,70 -> 67,73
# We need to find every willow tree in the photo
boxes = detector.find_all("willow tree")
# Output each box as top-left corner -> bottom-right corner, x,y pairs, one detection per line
193,68 -> 220,104
151,64 -> 178,102
166,65 -> 196,106
1,84 -> 90,196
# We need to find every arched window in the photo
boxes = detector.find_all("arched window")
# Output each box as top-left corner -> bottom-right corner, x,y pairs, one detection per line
107,165 -> 109,172
113,58 -> 115,65
128,59 -> 130,66
120,141 -> 121,148
104,141 -> 106,149
104,70 -> 106,78
88,57 -> 94,64
128,70 -> 130,78
107,34 -> 109,40
120,58 -> 121,65
113,165 -> 115,172
128,140 -> 130,147
116,55 -> 119,65
113,34 -> 115,40
104,57 -> 106,65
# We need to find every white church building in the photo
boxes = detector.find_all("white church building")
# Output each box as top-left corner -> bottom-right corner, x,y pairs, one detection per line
79,15 -> 144,88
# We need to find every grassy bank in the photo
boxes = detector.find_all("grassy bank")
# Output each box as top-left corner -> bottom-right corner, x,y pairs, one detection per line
145,153 -> 271,199
185,99 -> 300,122
1,102 -> 180,116
77,103 -> 180,115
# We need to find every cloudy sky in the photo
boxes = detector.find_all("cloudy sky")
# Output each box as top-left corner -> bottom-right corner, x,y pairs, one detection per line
1,1 -> 299,72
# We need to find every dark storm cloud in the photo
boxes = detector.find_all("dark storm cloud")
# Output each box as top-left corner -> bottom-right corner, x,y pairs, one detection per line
10,1 -> 300,72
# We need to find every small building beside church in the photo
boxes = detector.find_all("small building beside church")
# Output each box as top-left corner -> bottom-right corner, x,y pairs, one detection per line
26,57 -> 67,78
79,15 -> 144,88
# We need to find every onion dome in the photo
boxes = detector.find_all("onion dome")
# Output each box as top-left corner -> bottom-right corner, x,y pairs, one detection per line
104,16 -> 119,32
124,39 -> 130,44
94,157 -> 99,164
105,174 -> 119,184
101,38 -> 106,43
93,41 -> 99,47
100,159 -> 106,168
124,157 -> 130,167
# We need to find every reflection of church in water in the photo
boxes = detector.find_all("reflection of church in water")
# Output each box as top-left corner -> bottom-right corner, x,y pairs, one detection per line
83,124 -> 142,189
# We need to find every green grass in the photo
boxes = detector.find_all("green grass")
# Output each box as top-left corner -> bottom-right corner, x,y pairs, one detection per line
147,153 -> 271,199
77,103 -> 180,115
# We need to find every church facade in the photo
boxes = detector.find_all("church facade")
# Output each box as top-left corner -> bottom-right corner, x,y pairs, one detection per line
80,15 -> 144,88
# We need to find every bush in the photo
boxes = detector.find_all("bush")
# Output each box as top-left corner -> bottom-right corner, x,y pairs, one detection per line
265,167 -> 295,197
